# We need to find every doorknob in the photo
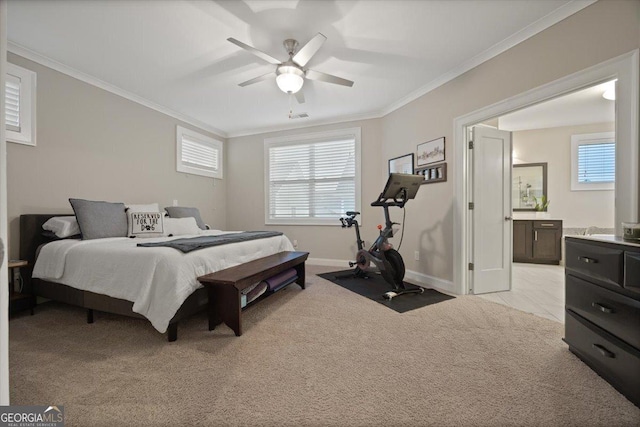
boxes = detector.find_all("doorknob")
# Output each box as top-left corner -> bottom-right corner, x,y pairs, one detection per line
504,216 -> 512,221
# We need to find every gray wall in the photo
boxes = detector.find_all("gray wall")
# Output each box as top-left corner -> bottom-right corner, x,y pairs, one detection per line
228,0 -> 640,284
512,122 -> 616,228
6,53 -> 227,259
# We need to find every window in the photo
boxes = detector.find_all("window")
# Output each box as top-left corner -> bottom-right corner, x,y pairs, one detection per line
5,63 -> 36,146
265,127 -> 361,225
176,125 -> 223,179
571,132 -> 615,191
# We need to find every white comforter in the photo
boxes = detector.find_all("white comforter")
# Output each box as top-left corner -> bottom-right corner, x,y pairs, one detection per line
32,231 -> 294,333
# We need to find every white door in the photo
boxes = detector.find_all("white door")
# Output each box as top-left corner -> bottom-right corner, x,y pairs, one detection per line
471,126 -> 512,294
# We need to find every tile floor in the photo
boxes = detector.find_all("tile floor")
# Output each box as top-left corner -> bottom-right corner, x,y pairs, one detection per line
477,263 -> 565,323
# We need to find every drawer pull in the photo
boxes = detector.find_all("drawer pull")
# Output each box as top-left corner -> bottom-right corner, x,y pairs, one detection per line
591,302 -> 615,314
539,223 -> 555,227
578,256 -> 598,264
592,344 -> 615,359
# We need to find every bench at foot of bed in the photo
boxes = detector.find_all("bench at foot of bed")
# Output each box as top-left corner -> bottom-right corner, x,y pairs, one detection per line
198,251 -> 309,337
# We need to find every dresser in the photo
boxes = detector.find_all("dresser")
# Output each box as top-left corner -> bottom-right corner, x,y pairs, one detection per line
564,236 -> 640,407
513,219 -> 562,264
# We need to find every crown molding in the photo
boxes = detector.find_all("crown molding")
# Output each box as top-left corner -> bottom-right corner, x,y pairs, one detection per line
7,42 -> 228,138
379,0 -> 597,116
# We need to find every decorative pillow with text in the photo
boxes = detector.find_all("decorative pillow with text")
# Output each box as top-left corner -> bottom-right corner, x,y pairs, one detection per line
127,211 -> 164,238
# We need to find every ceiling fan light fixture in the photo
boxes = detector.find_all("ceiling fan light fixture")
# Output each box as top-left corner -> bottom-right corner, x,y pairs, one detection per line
276,65 -> 304,94
602,88 -> 615,101
602,80 -> 616,101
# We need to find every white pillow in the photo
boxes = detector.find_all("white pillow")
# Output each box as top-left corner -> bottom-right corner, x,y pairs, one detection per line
127,211 -> 164,238
126,203 -> 160,213
43,216 -> 81,238
126,203 -> 164,238
164,217 -> 201,236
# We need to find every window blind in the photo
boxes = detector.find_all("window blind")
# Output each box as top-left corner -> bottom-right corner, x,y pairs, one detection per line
5,74 -> 21,132
181,134 -> 219,173
577,142 -> 615,183
268,137 -> 356,221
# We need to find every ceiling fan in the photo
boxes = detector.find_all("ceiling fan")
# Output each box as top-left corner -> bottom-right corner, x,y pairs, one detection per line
227,33 -> 354,104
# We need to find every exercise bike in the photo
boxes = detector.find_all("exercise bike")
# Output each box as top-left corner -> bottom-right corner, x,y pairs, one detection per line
339,173 -> 425,300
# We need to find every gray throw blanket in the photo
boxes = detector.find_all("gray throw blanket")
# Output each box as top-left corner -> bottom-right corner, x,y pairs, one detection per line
137,231 -> 284,253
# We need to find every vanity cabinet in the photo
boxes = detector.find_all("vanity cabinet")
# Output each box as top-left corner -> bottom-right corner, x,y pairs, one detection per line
513,219 -> 562,264
564,236 -> 640,407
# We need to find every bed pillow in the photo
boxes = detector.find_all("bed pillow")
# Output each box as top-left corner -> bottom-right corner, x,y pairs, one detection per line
69,198 -> 128,240
42,216 -> 81,238
126,203 -> 164,238
164,206 -> 206,230
41,230 -> 81,241
126,203 -> 160,213
163,217 -> 201,236
127,211 -> 164,238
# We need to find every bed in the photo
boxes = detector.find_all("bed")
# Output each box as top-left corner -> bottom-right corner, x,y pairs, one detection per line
20,214 -> 294,341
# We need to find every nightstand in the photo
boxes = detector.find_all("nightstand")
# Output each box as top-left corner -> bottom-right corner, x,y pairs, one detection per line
8,259 -> 35,316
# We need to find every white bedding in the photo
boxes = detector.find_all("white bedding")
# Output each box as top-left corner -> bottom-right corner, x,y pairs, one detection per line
32,231 -> 294,333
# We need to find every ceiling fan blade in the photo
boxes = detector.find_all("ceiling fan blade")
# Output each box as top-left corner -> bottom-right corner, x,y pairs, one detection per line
238,72 -> 276,87
295,91 -> 305,104
227,37 -> 281,65
292,33 -> 327,67
305,69 -> 354,87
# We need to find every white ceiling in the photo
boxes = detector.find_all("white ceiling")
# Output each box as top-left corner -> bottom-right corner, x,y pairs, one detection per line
499,80 -> 616,131
7,0 -> 594,137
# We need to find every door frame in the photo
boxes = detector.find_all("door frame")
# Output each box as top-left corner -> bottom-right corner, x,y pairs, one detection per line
453,49 -> 639,295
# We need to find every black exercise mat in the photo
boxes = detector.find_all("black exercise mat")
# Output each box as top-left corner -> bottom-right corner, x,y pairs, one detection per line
319,270 -> 455,313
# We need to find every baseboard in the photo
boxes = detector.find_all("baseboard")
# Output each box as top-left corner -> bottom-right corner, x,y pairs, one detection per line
307,257 -> 457,294
404,270 -> 456,294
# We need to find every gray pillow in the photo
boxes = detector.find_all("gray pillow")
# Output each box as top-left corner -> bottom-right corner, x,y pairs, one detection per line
69,198 -> 128,240
164,206 -> 206,230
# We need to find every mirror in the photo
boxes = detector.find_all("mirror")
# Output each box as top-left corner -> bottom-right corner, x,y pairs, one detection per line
512,162 -> 547,211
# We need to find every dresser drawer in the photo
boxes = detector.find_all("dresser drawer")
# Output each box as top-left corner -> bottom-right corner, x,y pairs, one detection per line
566,240 -> 623,287
565,311 -> 640,406
566,274 -> 640,349
533,220 -> 561,230
624,252 -> 640,295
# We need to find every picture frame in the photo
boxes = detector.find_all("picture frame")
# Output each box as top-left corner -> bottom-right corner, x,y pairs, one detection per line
417,137 -> 445,166
388,153 -> 415,175
512,162 -> 548,211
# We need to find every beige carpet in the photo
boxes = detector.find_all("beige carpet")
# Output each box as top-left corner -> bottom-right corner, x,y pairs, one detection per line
9,265 -> 640,426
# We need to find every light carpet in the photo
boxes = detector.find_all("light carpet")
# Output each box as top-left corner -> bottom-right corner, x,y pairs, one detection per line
9,265 -> 640,426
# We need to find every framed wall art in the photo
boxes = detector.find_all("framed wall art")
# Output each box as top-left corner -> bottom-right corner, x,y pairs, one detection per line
417,137 -> 445,166
388,153 -> 415,175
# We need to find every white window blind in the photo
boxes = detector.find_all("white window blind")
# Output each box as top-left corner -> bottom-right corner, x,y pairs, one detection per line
176,126 -> 223,179
5,63 -> 36,146
181,134 -> 219,172
577,142 -> 615,183
571,132 -> 615,191
5,74 -> 21,132
266,128 -> 361,225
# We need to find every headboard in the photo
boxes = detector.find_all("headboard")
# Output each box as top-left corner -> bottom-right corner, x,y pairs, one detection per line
19,214 -> 67,263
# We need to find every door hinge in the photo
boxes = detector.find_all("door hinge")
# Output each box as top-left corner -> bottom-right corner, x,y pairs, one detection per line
468,202 -> 474,210
468,262 -> 474,271
469,140 -> 474,149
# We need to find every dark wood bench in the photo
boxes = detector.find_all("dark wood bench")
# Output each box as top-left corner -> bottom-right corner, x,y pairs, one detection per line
198,251 -> 309,336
